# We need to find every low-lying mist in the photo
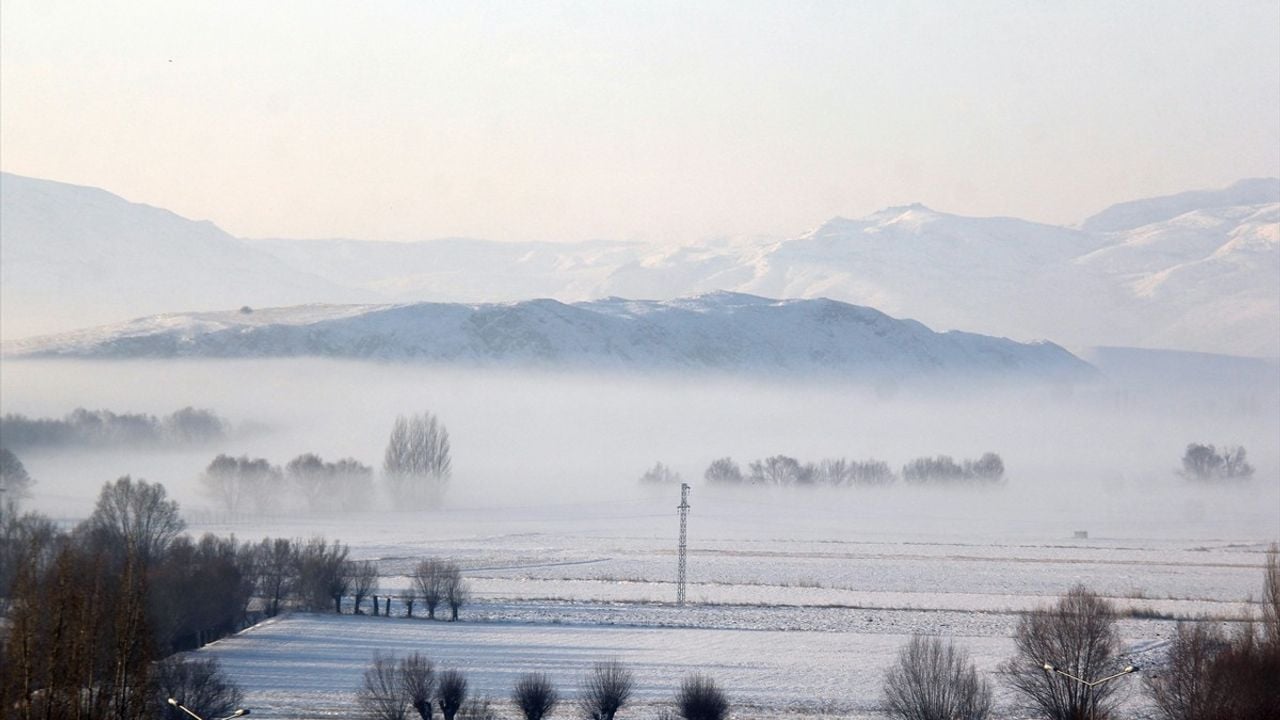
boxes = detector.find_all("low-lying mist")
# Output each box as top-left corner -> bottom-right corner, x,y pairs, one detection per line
1,358 -> 1276,542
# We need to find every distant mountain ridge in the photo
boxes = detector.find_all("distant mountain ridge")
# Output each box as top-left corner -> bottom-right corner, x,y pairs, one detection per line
1,293 -> 1095,381
2,172 -> 1276,356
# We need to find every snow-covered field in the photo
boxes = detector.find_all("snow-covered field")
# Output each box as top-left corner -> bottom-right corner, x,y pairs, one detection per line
3,359 -> 1276,718
187,504 -> 1274,719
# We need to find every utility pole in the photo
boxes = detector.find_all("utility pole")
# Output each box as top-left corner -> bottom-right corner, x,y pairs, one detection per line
677,482 -> 690,606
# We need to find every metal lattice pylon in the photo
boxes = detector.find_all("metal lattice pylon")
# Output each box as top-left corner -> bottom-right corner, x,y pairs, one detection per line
677,482 -> 690,605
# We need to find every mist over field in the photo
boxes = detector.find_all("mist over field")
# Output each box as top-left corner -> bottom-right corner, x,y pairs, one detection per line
4,358 -> 1275,542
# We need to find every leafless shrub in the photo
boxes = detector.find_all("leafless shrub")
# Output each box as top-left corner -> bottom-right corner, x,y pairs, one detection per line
675,674 -> 728,720
437,669 -> 468,720
1000,585 -> 1127,720
883,635 -> 992,720
578,660 -> 634,720
151,656 -> 243,720
513,673 -> 558,720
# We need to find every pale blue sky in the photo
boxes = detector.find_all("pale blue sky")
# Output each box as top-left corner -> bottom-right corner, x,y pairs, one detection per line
2,1 -> 1277,242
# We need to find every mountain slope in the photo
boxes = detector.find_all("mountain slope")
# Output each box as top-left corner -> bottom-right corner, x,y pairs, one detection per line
1080,178 -> 1280,233
2,293 -> 1094,381
0,173 -> 366,339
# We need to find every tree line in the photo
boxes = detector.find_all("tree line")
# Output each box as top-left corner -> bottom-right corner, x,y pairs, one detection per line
0,473 -> 472,719
198,410 -> 452,515
640,452 -> 1005,488
0,407 -> 228,450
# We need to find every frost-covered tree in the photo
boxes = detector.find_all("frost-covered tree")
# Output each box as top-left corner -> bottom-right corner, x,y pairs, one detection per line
883,636 -> 992,720
201,454 -> 282,515
0,448 -> 34,506
703,457 -> 743,485
384,413 -> 452,507
640,462 -> 681,485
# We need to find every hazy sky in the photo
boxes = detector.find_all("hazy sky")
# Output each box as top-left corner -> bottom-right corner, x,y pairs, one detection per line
2,1 -> 1278,243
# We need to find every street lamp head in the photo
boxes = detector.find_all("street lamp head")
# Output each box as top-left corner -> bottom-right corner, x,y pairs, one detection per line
1123,665 -> 1138,673
168,698 -> 180,707
1042,662 -> 1055,672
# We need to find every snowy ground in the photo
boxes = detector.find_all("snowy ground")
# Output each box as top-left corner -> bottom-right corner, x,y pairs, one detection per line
187,502 -> 1274,719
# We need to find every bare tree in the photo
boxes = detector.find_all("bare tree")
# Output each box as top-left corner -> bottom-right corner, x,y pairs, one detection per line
443,562 -> 469,621
1264,543 -> 1279,646
87,475 -> 185,566
579,660 -> 634,720
703,457 -> 742,485
414,559 -> 447,620
295,537 -> 350,612
201,454 -> 282,515
883,635 -> 992,720
351,560 -> 380,615
403,585 -> 419,618
1147,548 -> 1280,720
675,674 -> 728,720
360,651 -> 409,720
384,413 -> 452,508
287,454 -> 375,513
513,673 -> 558,720
151,656 -> 243,720
640,462 -> 681,485
400,652 -> 435,720
1145,622 -> 1232,720
437,669 -> 468,720
747,455 -> 808,485
1001,585 -> 1126,720
254,537 -> 297,617
0,448 -> 34,506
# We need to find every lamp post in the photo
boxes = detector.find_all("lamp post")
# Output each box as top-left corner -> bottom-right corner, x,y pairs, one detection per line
167,698 -> 250,720
1041,662 -> 1139,687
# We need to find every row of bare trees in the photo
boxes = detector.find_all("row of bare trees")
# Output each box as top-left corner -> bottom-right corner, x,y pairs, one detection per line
197,410 -> 454,516
640,452 -> 1005,488
358,656 -> 729,720
200,453 -> 376,516
882,546 -> 1280,720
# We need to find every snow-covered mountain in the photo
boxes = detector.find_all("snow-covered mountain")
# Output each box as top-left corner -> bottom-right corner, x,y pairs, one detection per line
2,293 -> 1094,381
3,172 -> 1276,356
0,173 -> 367,340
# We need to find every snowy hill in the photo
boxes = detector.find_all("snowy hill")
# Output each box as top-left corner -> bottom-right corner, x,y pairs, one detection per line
0,173 -> 366,339
3,172 -> 1275,356
2,293 -> 1094,381
1080,178 -> 1280,233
